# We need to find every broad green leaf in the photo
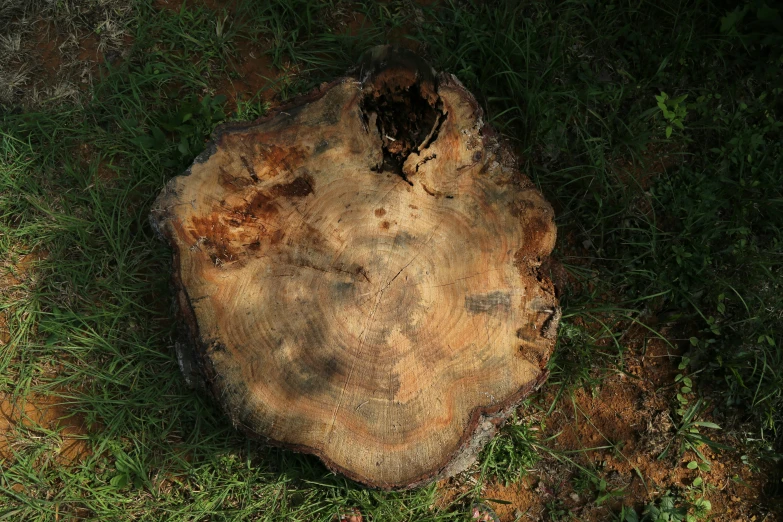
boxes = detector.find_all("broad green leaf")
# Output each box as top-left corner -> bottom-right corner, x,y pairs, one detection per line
110,473 -> 129,489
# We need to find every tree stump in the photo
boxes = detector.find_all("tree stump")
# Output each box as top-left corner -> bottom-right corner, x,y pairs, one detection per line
150,47 -> 559,489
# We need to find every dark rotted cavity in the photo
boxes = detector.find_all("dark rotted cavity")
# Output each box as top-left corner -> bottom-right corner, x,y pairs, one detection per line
362,84 -> 445,181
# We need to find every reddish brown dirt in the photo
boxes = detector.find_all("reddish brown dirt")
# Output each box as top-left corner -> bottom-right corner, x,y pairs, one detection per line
18,19 -> 132,105
155,0 -> 189,11
152,1 -> 282,114
76,33 -> 104,64
0,251 -> 90,467
215,38 -> 280,114
28,21 -> 107,74
28,21 -> 68,81
321,6 -> 371,40
0,394 -> 90,465
1,250 -> 43,345
436,336 -> 775,521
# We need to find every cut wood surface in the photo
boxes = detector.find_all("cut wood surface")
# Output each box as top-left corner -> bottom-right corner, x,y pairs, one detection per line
150,47 -> 559,489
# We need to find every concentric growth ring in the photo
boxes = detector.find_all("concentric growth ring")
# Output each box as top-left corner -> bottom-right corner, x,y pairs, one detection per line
150,48 -> 559,489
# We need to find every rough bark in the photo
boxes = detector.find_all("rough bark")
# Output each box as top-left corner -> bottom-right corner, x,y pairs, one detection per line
150,47 -> 559,489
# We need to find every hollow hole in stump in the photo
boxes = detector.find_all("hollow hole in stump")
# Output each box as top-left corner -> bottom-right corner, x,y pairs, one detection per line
363,81 -> 445,184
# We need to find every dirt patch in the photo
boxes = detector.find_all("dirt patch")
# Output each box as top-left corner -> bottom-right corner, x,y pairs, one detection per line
0,394 -> 90,466
76,33 -> 104,64
482,477 -> 547,520
154,0 -> 186,11
436,337 -> 775,521
150,1 -> 281,113
0,252 -> 90,468
1,249 -> 44,345
2,18 -> 127,107
25,21 -> 69,82
214,38 -> 280,114
0,315 -> 7,347
73,143 -> 120,185
1,249 -> 86,463
333,10 -> 370,38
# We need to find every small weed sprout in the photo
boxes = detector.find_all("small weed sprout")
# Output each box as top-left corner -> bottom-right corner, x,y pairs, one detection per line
655,92 -> 688,138
233,93 -> 270,121
622,484 -> 713,522
659,357 -> 727,463
572,469 -> 626,507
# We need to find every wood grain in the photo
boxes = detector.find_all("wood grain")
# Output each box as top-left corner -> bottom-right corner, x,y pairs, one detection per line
151,48 -> 559,489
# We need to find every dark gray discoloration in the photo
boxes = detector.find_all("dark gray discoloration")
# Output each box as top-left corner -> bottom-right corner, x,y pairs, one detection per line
465,291 -> 511,315
193,140 -> 218,165
276,347 -> 340,397
332,281 -> 354,297
314,139 -> 330,154
174,339 -> 206,390
394,231 -> 416,247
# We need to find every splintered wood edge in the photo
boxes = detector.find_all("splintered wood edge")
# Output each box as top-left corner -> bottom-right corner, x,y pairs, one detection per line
150,72 -> 559,490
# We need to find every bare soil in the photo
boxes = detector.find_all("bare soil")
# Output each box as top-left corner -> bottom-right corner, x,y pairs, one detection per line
215,38 -> 280,114
1,250 -> 42,345
0,2 -> 133,108
1,250 -> 90,467
437,328 -> 776,521
0,394 -> 90,466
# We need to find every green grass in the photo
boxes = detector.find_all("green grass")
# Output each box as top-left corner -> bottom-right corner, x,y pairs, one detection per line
1,0 -> 781,519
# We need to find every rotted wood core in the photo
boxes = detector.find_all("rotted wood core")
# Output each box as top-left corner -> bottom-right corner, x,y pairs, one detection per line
150,46 -> 559,490
359,55 -> 445,179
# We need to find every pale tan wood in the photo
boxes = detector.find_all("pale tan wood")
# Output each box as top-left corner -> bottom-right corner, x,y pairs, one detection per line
151,48 -> 559,489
